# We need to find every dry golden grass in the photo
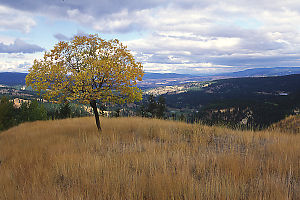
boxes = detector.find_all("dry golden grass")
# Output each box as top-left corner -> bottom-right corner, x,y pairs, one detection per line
0,117 -> 300,199
269,115 -> 300,134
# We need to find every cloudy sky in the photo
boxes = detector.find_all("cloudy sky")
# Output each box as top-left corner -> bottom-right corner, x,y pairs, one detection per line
1,0 -> 300,74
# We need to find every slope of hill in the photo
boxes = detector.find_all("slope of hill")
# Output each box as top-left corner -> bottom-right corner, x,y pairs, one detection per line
0,117 -> 300,199
146,74 -> 300,128
270,115 -> 300,134
165,74 -> 300,109
150,74 -> 300,97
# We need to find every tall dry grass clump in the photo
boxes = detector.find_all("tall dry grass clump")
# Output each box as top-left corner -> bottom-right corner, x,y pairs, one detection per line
0,117 -> 300,199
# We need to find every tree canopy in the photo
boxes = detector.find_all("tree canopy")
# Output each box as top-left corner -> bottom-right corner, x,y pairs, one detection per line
26,34 -> 144,131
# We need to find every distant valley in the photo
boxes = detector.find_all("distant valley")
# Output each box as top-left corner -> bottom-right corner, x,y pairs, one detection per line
0,69 -> 299,129
1,67 -> 300,88
140,67 -> 300,88
153,74 -> 300,129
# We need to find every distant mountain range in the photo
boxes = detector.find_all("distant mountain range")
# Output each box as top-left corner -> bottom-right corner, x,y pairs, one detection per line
145,67 -> 300,79
216,67 -> 300,77
0,67 -> 299,87
143,73 -> 197,79
141,67 -> 300,88
0,72 -> 27,86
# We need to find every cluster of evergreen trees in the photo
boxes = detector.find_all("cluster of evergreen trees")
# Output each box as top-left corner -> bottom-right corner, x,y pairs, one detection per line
0,94 -> 169,131
0,96 -> 47,131
0,96 -> 89,131
138,95 -> 167,118
45,102 -> 89,120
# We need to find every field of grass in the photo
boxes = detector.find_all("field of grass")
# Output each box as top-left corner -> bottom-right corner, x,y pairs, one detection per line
0,117 -> 300,199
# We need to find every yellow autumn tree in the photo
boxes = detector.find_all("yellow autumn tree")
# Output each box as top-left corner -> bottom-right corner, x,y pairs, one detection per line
26,34 -> 143,131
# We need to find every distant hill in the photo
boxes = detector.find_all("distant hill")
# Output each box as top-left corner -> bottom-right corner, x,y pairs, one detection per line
0,67 -> 300,87
143,72 -> 197,79
138,67 -> 300,88
0,72 -> 27,86
164,74 -> 300,107
154,74 -> 300,129
139,72 -> 210,88
200,74 -> 300,96
148,74 -> 300,97
217,67 -> 300,77
0,72 -> 209,88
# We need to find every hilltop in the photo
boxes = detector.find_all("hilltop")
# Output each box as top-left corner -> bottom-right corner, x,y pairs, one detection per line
0,117 -> 300,199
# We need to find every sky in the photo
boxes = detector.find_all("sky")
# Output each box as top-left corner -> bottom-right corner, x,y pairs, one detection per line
1,0 -> 300,74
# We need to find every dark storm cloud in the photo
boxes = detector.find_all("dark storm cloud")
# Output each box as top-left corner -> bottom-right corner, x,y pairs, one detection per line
0,39 -> 44,53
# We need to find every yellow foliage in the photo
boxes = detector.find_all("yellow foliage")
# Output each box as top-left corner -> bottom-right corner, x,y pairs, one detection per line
26,34 -> 144,104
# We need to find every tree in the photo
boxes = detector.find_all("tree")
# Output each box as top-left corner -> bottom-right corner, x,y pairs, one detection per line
19,101 -> 30,121
19,100 -> 47,122
146,95 -> 157,117
156,95 -> 166,118
59,101 -> 71,119
0,96 -> 16,130
28,100 -> 47,121
26,34 -> 143,131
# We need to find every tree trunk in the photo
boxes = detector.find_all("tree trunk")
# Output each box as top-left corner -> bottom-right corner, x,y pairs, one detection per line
90,100 -> 101,131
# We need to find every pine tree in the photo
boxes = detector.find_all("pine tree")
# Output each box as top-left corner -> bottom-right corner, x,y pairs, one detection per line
156,95 -> 166,119
0,96 -> 16,130
59,102 -> 71,119
147,95 -> 157,118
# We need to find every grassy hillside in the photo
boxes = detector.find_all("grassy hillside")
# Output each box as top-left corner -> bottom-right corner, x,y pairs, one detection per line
270,115 -> 300,134
0,117 -> 300,199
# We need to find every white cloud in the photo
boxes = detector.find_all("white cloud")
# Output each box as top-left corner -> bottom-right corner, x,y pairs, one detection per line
2,0 -> 300,73
0,39 -> 44,53
0,35 -> 15,45
67,8 -> 95,26
121,1 -> 300,73
0,5 -> 36,33
0,52 -> 43,72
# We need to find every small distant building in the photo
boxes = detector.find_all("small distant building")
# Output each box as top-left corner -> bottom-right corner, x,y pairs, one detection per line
11,98 -> 31,108
279,92 -> 288,96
